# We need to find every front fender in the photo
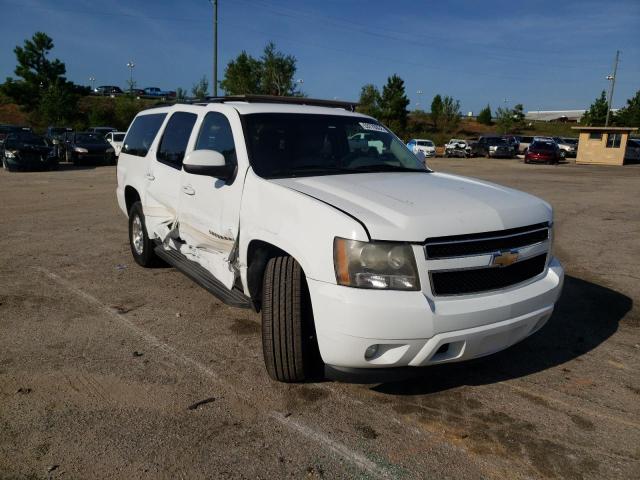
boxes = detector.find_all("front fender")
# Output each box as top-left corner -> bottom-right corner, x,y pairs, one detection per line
239,170 -> 368,284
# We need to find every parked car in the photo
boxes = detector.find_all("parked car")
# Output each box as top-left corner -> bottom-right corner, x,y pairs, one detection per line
46,126 -> 73,142
444,138 -> 471,157
503,135 -> 520,154
516,135 -> 534,154
59,132 -> 115,165
116,96 -> 563,383
94,85 -> 123,96
2,131 -> 58,171
470,136 -> 514,158
624,139 -> 640,162
105,131 -> 126,157
406,138 -> 436,158
143,87 -> 175,98
89,126 -> 118,136
552,137 -> 577,158
524,140 -> 561,164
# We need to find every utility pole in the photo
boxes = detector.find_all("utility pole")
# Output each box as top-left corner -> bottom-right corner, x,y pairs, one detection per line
126,61 -> 135,94
605,50 -> 619,127
210,0 -> 218,97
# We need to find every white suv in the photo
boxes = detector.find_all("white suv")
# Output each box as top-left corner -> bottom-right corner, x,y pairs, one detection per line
116,96 -> 564,383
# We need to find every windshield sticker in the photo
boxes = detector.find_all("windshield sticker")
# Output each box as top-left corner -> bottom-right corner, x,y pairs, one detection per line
359,122 -> 387,133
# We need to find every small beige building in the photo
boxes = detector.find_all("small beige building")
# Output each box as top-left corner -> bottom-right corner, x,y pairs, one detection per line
572,126 -> 638,166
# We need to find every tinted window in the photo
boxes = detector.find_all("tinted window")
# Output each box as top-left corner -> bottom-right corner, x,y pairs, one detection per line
530,141 -> 555,151
113,133 -> 125,141
122,113 -> 167,157
195,112 -> 237,164
157,112 -> 197,169
589,132 -> 602,140
76,133 -> 107,144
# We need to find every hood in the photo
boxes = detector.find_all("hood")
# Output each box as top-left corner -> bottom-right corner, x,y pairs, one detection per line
271,172 -> 551,241
75,142 -> 109,151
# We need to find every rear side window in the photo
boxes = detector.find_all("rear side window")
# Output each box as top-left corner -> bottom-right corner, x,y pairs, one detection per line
157,112 -> 198,169
122,113 -> 167,157
195,112 -> 237,164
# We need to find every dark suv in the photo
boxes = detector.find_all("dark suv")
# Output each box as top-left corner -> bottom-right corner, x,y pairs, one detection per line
94,85 -> 123,96
470,136 -> 514,158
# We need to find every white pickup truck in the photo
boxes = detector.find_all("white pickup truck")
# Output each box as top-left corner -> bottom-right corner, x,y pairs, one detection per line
116,95 -> 564,383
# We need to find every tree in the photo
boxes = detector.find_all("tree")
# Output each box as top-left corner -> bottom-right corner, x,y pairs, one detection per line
260,42 -> 299,96
357,84 -> 381,117
220,51 -> 261,95
582,90 -> 609,126
495,107 -> 515,134
220,42 -> 301,97
191,76 -> 209,100
430,94 -> 443,129
477,104 -> 492,125
1,32 -> 70,112
175,87 -> 187,102
38,80 -> 76,125
439,95 -> 461,133
378,74 -> 410,136
614,90 -> 640,127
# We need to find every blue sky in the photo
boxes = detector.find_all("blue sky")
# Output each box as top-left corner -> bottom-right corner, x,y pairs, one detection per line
1,0 -> 638,113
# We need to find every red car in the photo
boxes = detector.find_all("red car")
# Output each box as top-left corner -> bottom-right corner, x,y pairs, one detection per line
524,140 -> 561,164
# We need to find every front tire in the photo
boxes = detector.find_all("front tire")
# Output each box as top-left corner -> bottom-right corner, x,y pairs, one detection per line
128,201 -> 161,267
262,256 -> 321,382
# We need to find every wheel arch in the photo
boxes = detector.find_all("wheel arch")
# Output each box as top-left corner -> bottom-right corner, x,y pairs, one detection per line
124,185 -> 141,214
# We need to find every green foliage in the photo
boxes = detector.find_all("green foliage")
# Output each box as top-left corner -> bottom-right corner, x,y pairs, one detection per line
614,89 -> 640,127
191,76 -> 209,100
582,90 -> 609,126
430,94 -> 443,129
378,74 -> 410,136
220,51 -> 261,95
494,107 -> 515,134
439,96 -> 461,133
220,42 -> 301,97
357,84 -> 381,117
175,87 -> 187,102
37,80 -> 76,126
477,104 -> 492,125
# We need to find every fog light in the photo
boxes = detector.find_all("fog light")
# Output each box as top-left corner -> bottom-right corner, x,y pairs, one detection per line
364,344 -> 379,360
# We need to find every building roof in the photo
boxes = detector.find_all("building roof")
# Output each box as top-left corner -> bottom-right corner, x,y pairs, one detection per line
571,126 -> 638,132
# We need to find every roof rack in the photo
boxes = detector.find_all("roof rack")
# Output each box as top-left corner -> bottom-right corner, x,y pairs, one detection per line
203,94 -> 359,112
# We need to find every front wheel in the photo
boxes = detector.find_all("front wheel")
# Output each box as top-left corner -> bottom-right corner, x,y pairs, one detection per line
128,201 -> 162,267
262,256 -> 321,382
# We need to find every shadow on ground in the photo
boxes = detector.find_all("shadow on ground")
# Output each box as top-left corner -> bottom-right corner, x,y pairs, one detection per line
373,275 -> 632,395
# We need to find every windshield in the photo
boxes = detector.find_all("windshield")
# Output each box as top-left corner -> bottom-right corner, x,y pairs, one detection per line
76,134 -> 107,144
13,133 -> 48,146
530,141 -> 555,151
416,140 -> 434,147
243,113 -> 427,178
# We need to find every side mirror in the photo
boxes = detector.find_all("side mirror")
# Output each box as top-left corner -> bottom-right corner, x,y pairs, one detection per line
183,150 -> 235,180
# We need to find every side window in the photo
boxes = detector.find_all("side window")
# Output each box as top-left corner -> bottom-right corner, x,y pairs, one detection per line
606,133 -> 621,148
122,113 -> 167,157
157,112 -> 198,169
589,132 -> 602,140
194,112 -> 237,164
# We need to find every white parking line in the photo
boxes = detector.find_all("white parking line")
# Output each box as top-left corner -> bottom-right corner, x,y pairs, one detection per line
37,267 -> 392,479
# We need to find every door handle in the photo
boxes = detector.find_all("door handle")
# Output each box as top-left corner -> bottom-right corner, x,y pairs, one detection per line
145,173 -> 155,181
182,185 -> 196,196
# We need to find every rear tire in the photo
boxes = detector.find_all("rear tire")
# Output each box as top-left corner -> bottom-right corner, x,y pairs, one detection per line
262,256 -> 321,382
128,201 -> 162,267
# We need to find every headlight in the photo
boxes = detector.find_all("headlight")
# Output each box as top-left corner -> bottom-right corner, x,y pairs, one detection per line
5,150 -> 16,158
74,147 -> 88,153
106,147 -> 114,153
333,238 -> 420,291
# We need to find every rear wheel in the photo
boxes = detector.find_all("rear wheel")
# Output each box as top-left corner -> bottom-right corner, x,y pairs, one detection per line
262,256 -> 321,382
128,201 -> 162,267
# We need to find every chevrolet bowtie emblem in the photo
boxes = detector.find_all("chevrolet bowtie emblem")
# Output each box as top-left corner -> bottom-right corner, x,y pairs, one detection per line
492,250 -> 519,267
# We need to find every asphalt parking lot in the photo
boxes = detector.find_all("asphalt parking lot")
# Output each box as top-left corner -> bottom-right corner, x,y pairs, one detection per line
1,159 -> 639,479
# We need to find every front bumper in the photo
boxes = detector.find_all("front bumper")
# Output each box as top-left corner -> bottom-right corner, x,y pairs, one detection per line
5,156 -> 57,170
308,257 -> 563,369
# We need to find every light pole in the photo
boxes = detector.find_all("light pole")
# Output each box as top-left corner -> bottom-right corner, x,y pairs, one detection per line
89,76 -> 95,91
209,0 -> 218,97
126,61 -> 135,94
416,89 -> 423,111
605,50 -> 620,127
